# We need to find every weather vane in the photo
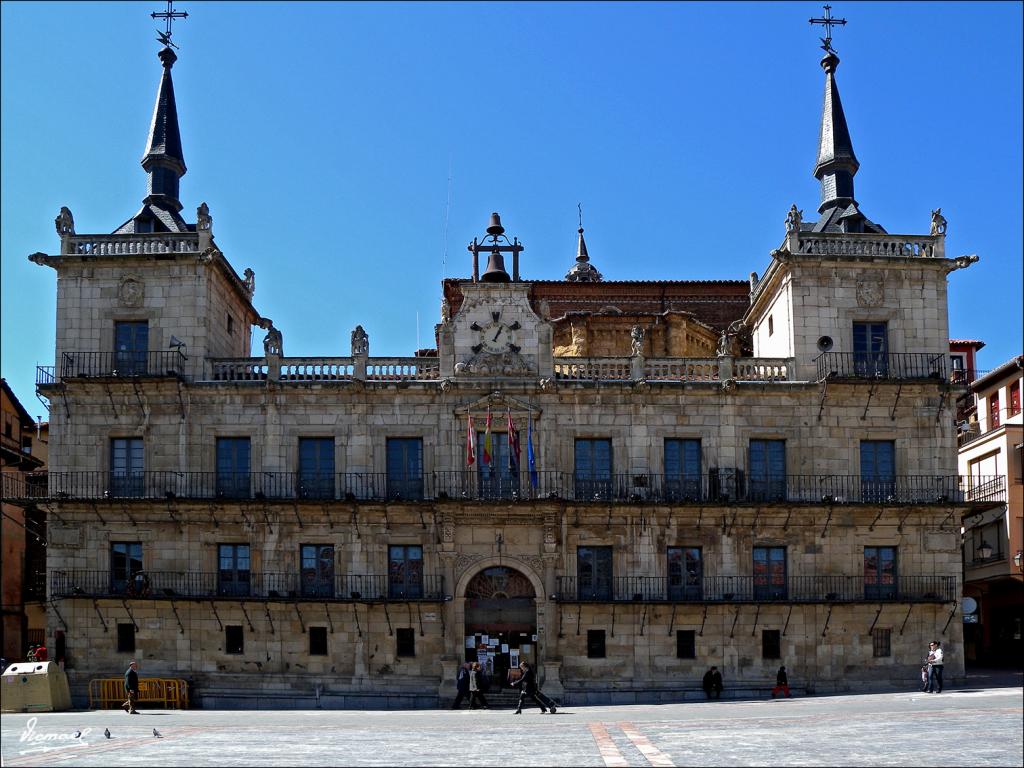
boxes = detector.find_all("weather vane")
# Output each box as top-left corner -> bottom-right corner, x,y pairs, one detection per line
152,0 -> 188,50
809,4 -> 846,54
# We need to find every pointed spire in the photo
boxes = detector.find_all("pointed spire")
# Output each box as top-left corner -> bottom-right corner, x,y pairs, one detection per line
813,51 -> 858,213
142,46 -> 186,211
565,222 -> 603,282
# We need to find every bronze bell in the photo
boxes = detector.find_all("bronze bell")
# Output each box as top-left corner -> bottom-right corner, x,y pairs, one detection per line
480,248 -> 511,282
486,212 -> 505,237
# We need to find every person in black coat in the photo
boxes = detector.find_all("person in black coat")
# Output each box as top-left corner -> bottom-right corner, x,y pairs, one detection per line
702,666 -> 723,699
122,661 -> 140,714
510,661 -> 557,714
450,663 -> 471,709
771,665 -> 791,698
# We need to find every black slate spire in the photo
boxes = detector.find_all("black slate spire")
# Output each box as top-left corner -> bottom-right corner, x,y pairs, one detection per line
114,46 -> 189,234
809,51 -> 885,234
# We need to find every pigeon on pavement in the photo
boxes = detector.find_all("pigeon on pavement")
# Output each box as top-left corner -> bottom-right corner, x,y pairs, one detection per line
104,728 -> 111,739
153,728 -> 162,738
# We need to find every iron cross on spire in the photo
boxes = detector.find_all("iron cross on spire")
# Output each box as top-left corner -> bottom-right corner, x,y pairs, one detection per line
151,0 -> 188,50
809,4 -> 847,54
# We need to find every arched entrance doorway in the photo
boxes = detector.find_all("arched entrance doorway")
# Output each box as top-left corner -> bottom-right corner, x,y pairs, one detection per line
464,566 -> 536,688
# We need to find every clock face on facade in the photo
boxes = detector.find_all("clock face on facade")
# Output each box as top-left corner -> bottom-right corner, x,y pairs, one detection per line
471,313 -> 522,355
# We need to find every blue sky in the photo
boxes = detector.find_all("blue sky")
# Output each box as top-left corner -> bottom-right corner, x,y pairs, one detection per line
2,1 -> 1021,414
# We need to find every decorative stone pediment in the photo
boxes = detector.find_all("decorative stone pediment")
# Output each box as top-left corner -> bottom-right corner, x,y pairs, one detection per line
453,391 -> 540,418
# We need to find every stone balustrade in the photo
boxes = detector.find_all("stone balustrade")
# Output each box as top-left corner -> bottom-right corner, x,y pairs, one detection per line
280,358 -> 354,381
366,357 -> 440,381
63,233 -> 200,256
553,358 -> 633,381
644,358 -> 720,381
210,359 -> 270,382
734,358 -> 792,382
795,232 -> 941,259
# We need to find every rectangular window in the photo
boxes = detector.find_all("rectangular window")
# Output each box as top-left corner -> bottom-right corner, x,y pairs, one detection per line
753,546 -> 787,600
768,315 -> 774,336
218,544 -> 251,597
477,432 -> 519,499
852,321 -> 888,377
749,439 -> 786,502
396,627 -> 416,657
225,625 -> 244,655
300,544 -> 335,598
762,629 -> 781,659
1010,381 -> 1021,417
577,546 -> 613,600
216,437 -> 251,499
990,392 -> 1001,429
676,630 -> 696,659
114,321 -> 149,375
587,629 -> 606,659
872,628 -> 892,658
116,623 -> 136,653
110,438 -> 144,497
575,438 -> 613,500
227,314 -> 235,335
864,546 -> 898,599
386,438 -> 423,500
860,440 -> 896,502
667,546 -> 702,600
309,627 -> 328,656
298,438 -> 335,499
664,439 -> 702,501
110,542 -> 143,595
388,545 -> 423,599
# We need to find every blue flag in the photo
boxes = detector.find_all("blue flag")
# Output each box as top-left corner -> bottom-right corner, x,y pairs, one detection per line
527,416 -> 538,488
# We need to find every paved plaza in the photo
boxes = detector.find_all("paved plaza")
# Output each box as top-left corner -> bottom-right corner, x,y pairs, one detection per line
2,685 -> 1022,767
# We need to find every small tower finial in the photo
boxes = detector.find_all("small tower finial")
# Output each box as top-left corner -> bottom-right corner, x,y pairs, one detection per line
566,203 -> 602,282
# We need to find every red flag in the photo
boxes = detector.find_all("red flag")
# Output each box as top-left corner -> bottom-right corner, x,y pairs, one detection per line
466,414 -> 476,466
482,408 -> 493,465
507,408 -> 521,471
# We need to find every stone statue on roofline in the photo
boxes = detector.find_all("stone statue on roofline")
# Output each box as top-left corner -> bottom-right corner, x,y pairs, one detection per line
630,325 -> 645,357
259,318 -> 283,357
242,268 -> 255,296
930,208 -> 947,236
351,325 -> 369,356
55,206 -> 75,237
717,320 -> 745,358
197,202 -> 212,232
785,204 -> 802,234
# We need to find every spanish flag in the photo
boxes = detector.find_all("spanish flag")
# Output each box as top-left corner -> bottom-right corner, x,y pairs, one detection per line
466,414 -> 476,466
482,408 -> 493,466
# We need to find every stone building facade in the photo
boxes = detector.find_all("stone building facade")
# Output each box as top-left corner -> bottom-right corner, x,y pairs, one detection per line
7,38 -> 1007,708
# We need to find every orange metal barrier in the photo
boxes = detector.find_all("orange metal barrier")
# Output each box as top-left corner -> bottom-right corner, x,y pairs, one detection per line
88,677 -> 189,709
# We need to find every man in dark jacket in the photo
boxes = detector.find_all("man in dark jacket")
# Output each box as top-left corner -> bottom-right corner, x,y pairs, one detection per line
702,666 -> 723,699
450,663 -> 471,709
510,661 -> 556,714
122,661 -> 140,714
771,665 -> 791,698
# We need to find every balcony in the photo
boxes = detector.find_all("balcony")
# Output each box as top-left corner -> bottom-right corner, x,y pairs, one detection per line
50,570 -> 445,602
816,352 -> 949,382
1,471 -> 1005,507
554,575 -> 956,604
55,351 -> 189,380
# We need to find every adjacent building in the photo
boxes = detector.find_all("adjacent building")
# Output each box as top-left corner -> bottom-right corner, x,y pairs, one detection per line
6,31 -> 1008,707
1,379 -> 48,662
958,356 -> 1023,665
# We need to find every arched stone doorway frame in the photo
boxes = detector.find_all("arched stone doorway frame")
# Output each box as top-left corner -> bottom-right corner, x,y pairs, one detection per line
452,556 -> 549,673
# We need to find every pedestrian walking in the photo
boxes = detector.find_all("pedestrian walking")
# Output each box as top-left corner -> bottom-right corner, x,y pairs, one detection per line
469,662 -> 489,709
34,643 -> 48,662
924,640 -> 944,693
122,660 -> 140,714
450,663 -> 470,709
702,666 -> 723,699
510,661 -> 557,714
771,665 -> 791,698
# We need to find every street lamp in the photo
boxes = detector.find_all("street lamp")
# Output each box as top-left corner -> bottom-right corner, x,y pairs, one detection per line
977,541 -> 993,560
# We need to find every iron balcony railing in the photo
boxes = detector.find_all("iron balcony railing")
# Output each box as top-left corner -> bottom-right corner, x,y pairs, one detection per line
50,570 -> 445,602
2,471 -> 1005,506
59,351 -> 188,379
555,575 -> 956,603
816,352 -> 949,382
